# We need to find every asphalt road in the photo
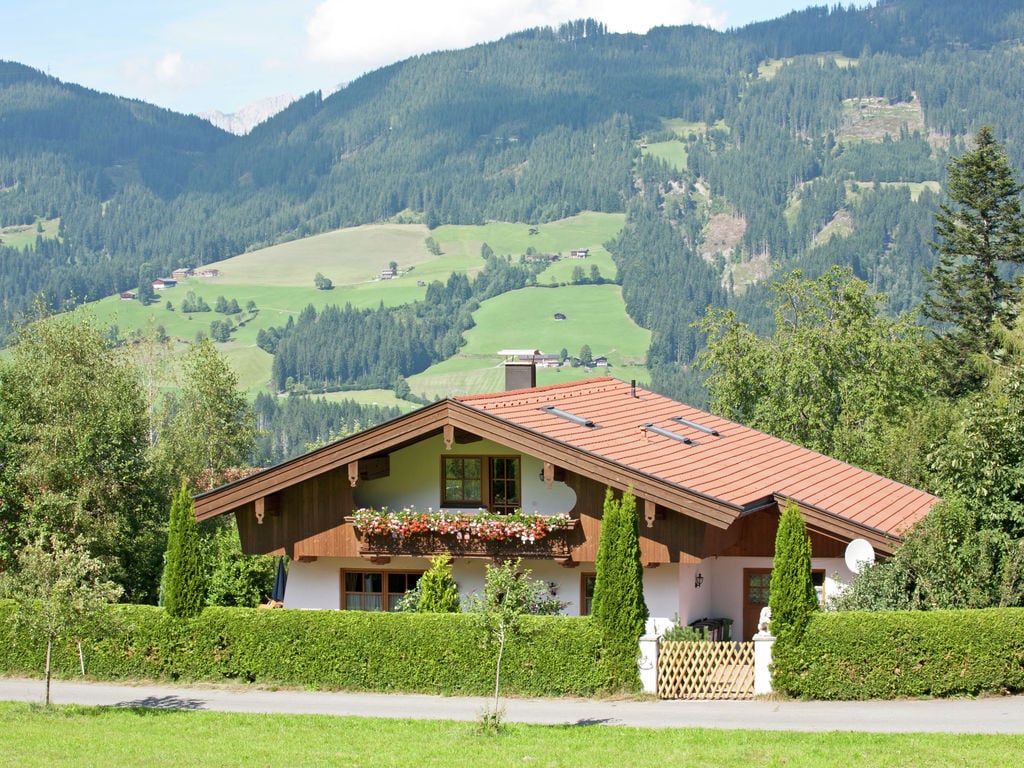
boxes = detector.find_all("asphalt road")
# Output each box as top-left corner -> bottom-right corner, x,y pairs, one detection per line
2,677 -> 1023,733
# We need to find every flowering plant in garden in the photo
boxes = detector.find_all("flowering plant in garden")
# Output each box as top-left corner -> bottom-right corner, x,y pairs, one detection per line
350,507 -> 574,543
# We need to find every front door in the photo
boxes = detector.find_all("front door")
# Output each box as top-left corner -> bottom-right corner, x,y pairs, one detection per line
742,568 -> 772,641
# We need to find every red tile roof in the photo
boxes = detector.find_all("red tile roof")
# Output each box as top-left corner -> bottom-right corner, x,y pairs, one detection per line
457,377 -> 936,538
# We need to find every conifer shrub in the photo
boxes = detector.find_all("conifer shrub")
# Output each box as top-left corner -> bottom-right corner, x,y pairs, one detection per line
769,501 -> 819,690
416,554 -> 460,613
163,482 -> 208,618
592,487 -> 648,690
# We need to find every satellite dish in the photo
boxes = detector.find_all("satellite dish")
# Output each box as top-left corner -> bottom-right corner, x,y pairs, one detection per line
844,538 -> 876,574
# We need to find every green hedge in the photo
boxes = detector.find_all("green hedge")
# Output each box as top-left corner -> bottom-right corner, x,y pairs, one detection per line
774,608 -> 1024,699
0,601 -> 609,696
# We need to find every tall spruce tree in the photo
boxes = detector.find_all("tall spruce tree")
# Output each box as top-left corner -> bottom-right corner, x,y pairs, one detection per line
768,502 -> 818,689
163,482 -> 207,618
923,126 -> 1024,394
592,487 -> 648,690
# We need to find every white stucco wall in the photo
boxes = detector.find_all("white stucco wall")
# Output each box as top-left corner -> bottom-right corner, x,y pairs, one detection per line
284,554 -> 856,636
352,435 -> 577,515
681,556 -> 854,639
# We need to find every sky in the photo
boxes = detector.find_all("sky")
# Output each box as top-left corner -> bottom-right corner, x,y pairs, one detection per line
1,1 -> 834,116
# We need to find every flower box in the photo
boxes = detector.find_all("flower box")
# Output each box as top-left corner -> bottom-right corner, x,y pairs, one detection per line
345,508 -> 578,560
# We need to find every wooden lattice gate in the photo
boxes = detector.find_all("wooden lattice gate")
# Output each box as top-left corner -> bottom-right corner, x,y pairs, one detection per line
657,641 -> 755,699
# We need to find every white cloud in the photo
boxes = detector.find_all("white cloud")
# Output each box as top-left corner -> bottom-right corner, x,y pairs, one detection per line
306,0 -> 725,78
154,52 -> 187,84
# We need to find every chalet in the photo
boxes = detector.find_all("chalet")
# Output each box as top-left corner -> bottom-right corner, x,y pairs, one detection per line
533,354 -> 562,368
194,373 -> 937,640
593,356 -> 609,367
196,268 -> 221,278
152,278 -> 177,290
171,268 -> 193,279
380,267 -> 398,280
569,248 -> 589,259
119,291 -> 137,301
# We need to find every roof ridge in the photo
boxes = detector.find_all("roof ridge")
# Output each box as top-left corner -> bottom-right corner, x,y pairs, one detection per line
455,375 -> 619,402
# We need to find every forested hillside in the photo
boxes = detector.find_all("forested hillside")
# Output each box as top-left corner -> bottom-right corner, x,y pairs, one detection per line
4,0 -> 1024,402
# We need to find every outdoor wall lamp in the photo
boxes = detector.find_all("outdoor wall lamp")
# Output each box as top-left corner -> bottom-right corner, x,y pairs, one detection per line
694,572 -> 704,589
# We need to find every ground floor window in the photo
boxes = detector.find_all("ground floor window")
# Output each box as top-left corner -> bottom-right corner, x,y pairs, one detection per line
580,573 -> 596,615
341,571 -> 422,611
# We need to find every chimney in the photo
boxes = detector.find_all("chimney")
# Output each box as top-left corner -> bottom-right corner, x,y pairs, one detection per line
499,349 -> 538,391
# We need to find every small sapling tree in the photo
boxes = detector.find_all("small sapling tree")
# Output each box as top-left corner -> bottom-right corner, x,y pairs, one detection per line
471,557 -> 564,731
0,533 -> 122,705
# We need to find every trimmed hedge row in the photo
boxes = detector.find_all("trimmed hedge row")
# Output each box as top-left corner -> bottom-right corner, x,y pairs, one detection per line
0,601 -> 609,696
774,608 -> 1024,699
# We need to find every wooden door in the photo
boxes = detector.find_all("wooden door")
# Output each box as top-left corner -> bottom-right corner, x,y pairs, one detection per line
742,567 -> 826,640
742,568 -> 772,641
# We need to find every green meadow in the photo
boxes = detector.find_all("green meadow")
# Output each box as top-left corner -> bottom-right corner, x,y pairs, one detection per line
86,212 -> 638,399
407,284 -> 650,400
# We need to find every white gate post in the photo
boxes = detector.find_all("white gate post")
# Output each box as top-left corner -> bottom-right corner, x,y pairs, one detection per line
752,631 -> 774,695
638,633 -> 659,694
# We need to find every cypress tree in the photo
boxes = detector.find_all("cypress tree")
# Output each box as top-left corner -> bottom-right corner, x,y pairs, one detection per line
592,487 -> 648,690
163,481 -> 208,618
768,502 -> 818,688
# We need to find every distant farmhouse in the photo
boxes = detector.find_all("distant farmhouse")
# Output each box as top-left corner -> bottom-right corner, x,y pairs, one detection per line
380,266 -> 398,280
152,278 -> 177,290
568,248 -> 590,259
171,267 -> 193,279
120,291 -> 136,301
196,268 -> 220,278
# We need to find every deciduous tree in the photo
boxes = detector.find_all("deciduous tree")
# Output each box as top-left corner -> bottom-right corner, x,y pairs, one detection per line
0,308 -> 163,600
154,337 -> 254,491
0,533 -> 122,705
698,266 -> 932,478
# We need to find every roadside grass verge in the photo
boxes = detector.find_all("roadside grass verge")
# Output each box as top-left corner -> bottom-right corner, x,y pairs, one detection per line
2,702 -> 1020,768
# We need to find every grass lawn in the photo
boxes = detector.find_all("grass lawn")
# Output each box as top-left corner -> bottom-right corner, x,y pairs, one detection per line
2,702 -> 1020,768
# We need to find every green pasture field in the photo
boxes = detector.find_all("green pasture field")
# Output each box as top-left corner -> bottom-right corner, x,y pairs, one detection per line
0,217 -> 60,249
85,214 -> 633,399
3,703 -> 1021,768
847,180 -> 941,202
314,388 -> 415,412
642,141 -> 687,171
432,211 -> 625,264
407,284 -> 650,400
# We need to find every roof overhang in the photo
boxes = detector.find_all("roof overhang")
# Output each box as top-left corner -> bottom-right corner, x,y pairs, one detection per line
194,398 -> 742,529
